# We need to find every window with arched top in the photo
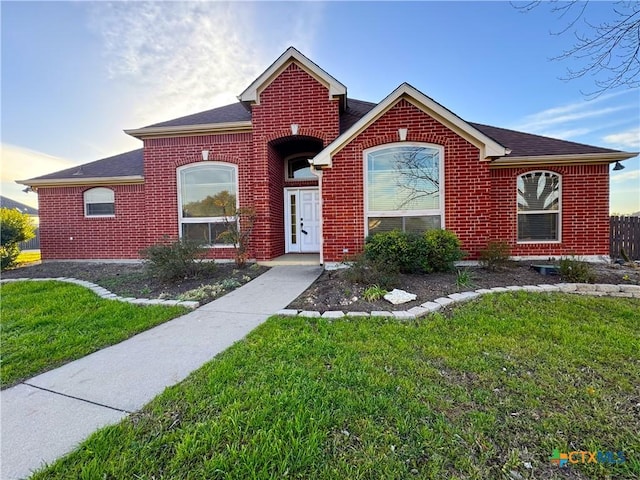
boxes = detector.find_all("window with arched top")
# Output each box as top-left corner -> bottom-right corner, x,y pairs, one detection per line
364,143 -> 444,236
177,162 -> 238,246
84,187 -> 115,217
517,171 -> 561,242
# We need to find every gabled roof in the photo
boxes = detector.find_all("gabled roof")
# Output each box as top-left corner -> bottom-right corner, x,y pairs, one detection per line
18,149 -> 144,187
238,46 -> 347,109
0,196 -> 38,215
312,83 -> 509,168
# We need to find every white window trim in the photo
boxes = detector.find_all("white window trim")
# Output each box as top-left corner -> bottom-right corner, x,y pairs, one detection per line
363,142 -> 445,236
84,187 -> 115,218
516,170 -> 562,244
176,162 -> 238,248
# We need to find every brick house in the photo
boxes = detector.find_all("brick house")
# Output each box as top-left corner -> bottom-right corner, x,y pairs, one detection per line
20,47 -> 636,265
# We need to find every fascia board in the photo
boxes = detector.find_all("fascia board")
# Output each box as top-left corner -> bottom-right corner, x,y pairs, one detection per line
125,122 -> 252,139
489,151 -> 639,168
312,83 -> 507,168
17,176 -> 145,188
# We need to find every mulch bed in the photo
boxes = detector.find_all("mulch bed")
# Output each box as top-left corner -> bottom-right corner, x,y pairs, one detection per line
287,261 -> 640,313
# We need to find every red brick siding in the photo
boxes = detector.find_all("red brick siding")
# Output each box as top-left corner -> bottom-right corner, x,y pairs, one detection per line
322,98 -> 491,262
143,133 -> 253,260
38,184 -> 146,260
490,164 -> 610,257
250,61 -> 341,259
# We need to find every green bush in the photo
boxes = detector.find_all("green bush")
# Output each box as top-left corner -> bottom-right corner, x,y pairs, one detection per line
362,285 -> 388,301
140,236 -> 214,282
1,208 -> 36,271
558,256 -> 597,283
479,241 -> 511,271
364,230 -> 423,273
419,229 -> 464,273
343,254 -> 399,290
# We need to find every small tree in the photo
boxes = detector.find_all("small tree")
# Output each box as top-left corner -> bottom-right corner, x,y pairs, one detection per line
1,208 -> 36,270
216,207 -> 256,268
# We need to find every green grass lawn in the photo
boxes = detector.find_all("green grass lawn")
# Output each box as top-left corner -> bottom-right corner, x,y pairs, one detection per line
29,292 -> 639,479
0,281 -> 187,388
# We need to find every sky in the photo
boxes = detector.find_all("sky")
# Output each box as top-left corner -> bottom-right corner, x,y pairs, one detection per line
2,1 -> 639,213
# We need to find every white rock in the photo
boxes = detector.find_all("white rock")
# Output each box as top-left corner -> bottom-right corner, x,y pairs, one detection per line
383,289 -> 417,305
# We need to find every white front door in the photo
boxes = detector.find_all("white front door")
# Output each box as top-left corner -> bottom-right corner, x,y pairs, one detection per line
285,188 -> 320,253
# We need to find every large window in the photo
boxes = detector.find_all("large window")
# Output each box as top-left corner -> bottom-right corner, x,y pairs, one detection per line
365,144 -> 443,236
517,171 -> 560,242
178,163 -> 237,245
84,187 -> 115,217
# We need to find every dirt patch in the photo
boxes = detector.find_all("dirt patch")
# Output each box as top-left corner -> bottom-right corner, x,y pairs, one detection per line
287,261 -> 640,313
2,261 -> 269,305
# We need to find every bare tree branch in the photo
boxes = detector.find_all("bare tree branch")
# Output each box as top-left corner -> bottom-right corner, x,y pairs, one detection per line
513,0 -> 640,97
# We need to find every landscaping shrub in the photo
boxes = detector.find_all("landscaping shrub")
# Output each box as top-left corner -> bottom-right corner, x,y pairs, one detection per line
140,236 -> 214,282
479,240 -> 511,271
343,253 -> 399,290
216,206 -> 256,268
419,229 -> 464,273
1,208 -> 36,271
362,285 -> 387,301
558,255 -> 597,283
364,230 -> 423,273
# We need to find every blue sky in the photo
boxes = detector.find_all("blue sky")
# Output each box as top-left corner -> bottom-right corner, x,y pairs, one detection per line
2,1 -> 639,212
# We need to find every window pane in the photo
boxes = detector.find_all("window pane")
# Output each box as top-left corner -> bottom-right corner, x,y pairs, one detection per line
518,213 -> 558,241
367,146 -> 440,211
85,188 -> 114,203
288,157 -> 314,179
405,215 -> 441,233
180,165 -> 237,218
86,203 -> 115,216
182,222 -> 235,245
518,172 -> 559,212
368,217 -> 403,235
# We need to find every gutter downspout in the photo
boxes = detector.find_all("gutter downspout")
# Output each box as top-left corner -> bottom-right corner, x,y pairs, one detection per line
309,164 -> 324,266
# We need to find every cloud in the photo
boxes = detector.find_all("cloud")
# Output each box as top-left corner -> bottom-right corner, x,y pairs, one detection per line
610,168 -> 640,183
603,128 -> 640,150
87,2 -> 325,127
1,143 -> 77,183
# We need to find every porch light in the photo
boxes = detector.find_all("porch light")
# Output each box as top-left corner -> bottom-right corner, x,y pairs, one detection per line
613,161 -> 625,171
291,124 -> 299,135
398,128 -> 408,141
201,150 -> 209,161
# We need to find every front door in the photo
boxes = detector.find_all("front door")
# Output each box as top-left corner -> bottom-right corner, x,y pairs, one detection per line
285,188 -> 320,253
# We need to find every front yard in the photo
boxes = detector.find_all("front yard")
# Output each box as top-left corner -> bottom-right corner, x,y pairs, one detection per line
30,292 -> 640,479
0,281 -> 187,388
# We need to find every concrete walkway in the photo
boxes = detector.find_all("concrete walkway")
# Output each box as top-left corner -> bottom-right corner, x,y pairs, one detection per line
1,265 -> 322,480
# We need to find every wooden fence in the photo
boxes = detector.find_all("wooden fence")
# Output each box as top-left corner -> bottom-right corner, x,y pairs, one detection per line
610,216 -> 640,260
19,228 -> 40,250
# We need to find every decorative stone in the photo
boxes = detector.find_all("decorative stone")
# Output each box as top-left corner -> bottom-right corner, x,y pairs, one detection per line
392,311 -> 415,320
433,297 -> 454,307
448,292 -> 480,302
299,310 -> 321,318
276,309 -> 299,316
370,311 -> 393,317
420,301 -> 443,312
407,306 -> 430,318
346,312 -> 370,317
384,289 -> 417,305
322,311 -> 345,318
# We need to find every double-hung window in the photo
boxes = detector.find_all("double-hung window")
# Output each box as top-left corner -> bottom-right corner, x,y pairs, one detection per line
84,187 -> 115,217
365,144 -> 443,236
178,163 -> 237,245
517,171 -> 560,242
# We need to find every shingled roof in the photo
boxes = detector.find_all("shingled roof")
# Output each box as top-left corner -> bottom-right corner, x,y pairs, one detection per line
0,196 -> 38,215
21,97 -> 630,184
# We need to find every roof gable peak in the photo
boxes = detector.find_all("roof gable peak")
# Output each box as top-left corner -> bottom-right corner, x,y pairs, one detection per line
238,47 -> 347,108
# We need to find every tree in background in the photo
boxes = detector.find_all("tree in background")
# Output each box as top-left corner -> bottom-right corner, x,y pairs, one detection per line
1,208 -> 36,270
515,1 -> 640,96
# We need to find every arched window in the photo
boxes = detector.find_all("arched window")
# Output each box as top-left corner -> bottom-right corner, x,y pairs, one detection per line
517,171 -> 561,242
177,162 -> 238,245
286,156 -> 315,180
364,143 -> 443,236
84,187 -> 115,217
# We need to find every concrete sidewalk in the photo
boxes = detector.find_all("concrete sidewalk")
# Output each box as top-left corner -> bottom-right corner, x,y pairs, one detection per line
1,265 -> 322,480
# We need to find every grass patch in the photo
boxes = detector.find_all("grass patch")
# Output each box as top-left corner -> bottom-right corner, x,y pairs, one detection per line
15,250 -> 41,265
0,281 -> 187,388
31,293 -> 639,479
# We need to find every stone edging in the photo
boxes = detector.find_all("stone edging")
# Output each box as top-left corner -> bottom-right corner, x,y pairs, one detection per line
277,283 -> 640,320
0,277 -> 200,310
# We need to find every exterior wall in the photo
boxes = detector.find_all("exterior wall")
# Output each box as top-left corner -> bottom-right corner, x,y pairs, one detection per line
322,98 -> 489,262
250,62 -> 341,260
143,133 -> 253,260
490,164 -> 610,257
37,184 -> 146,260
